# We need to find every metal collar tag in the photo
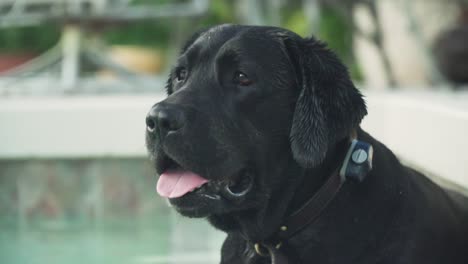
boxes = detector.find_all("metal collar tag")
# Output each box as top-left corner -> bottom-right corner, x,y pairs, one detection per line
339,139 -> 373,182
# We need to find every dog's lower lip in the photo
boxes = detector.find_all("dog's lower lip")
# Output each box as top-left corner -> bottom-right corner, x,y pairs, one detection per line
168,184 -> 220,203
200,193 -> 221,200
172,203 -> 201,212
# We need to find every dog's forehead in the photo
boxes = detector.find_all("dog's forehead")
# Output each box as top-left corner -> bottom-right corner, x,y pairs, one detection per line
187,25 -> 246,55
196,24 -> 237,44
185,25 -> 284,62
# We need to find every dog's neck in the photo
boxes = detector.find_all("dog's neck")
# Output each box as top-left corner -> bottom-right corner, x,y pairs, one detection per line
211,129 -> 410,262
287,138 -> 350,216
208,136 -> 351,242
285,130 -> 409,262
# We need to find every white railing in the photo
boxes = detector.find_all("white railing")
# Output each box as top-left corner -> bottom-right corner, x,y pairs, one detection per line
0,0 -> 209,27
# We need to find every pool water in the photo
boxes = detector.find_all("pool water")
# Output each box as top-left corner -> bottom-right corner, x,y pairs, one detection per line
0,159 -> 224,264
0,213 -> 224,264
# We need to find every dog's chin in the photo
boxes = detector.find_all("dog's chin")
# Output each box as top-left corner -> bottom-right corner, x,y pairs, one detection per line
169,192 -> 223,218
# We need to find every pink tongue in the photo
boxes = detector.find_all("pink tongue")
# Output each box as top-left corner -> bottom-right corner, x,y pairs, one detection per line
156,171 -> 209,198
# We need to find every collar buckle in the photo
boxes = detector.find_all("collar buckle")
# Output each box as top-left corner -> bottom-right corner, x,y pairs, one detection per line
254,242 -> 283,256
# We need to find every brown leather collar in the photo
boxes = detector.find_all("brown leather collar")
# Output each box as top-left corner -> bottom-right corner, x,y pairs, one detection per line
252,133 -> 365,263
253,167 -> 345,264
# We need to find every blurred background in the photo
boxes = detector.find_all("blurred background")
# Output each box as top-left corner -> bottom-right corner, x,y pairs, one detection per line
0,0 -> 467,263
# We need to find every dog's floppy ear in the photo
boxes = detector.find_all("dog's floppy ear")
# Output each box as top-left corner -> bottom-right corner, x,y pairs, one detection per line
280,33 -> 367,168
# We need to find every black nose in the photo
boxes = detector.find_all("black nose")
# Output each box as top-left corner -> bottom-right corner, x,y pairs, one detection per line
146,104 -> 185,135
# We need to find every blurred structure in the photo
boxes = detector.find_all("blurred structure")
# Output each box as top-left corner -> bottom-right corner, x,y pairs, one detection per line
2,0 -> 468,91
0,0 -> 209,94
433,2 -> 468,85
351,0 -> 468,88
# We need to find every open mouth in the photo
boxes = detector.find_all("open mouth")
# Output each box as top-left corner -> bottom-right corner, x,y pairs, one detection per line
155,155 -> 253,201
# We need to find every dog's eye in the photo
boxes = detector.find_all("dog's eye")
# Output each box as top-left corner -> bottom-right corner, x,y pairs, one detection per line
175,68 -> 188,82
233,71 -> 252,86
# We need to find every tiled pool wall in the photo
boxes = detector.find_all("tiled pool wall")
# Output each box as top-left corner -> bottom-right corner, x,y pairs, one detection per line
0,158 -> 165,227
0,158 -> 223,264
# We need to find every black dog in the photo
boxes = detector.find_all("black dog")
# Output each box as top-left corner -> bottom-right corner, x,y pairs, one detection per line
145,24 -> 468,264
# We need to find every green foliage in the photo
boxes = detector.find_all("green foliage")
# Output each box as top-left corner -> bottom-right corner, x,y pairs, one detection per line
0,25 -> 60,52
317,6 -> 362,80
103,21 -> 172,48
283,10 -> 310,37
102,0 -> 236,50
197,0 -> 236,28
318,7 -> 351,60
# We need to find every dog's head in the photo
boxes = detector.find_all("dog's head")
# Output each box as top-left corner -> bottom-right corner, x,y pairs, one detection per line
145,24 -> 366,219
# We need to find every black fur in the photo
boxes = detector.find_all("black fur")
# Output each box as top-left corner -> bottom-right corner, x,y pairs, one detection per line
146,24 -> 468,264
279,34 -> 368,167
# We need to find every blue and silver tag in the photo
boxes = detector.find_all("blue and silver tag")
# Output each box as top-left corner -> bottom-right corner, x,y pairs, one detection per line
339,140 -> 373,182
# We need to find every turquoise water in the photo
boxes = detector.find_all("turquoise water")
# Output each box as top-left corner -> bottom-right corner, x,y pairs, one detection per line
0,159 -> 223,264
0,214 -> 223,264
0,228 -> 166,264
0,214 -> 170,264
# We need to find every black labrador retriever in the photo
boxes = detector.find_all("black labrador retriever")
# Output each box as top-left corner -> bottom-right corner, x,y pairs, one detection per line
145,24 -> 468,264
